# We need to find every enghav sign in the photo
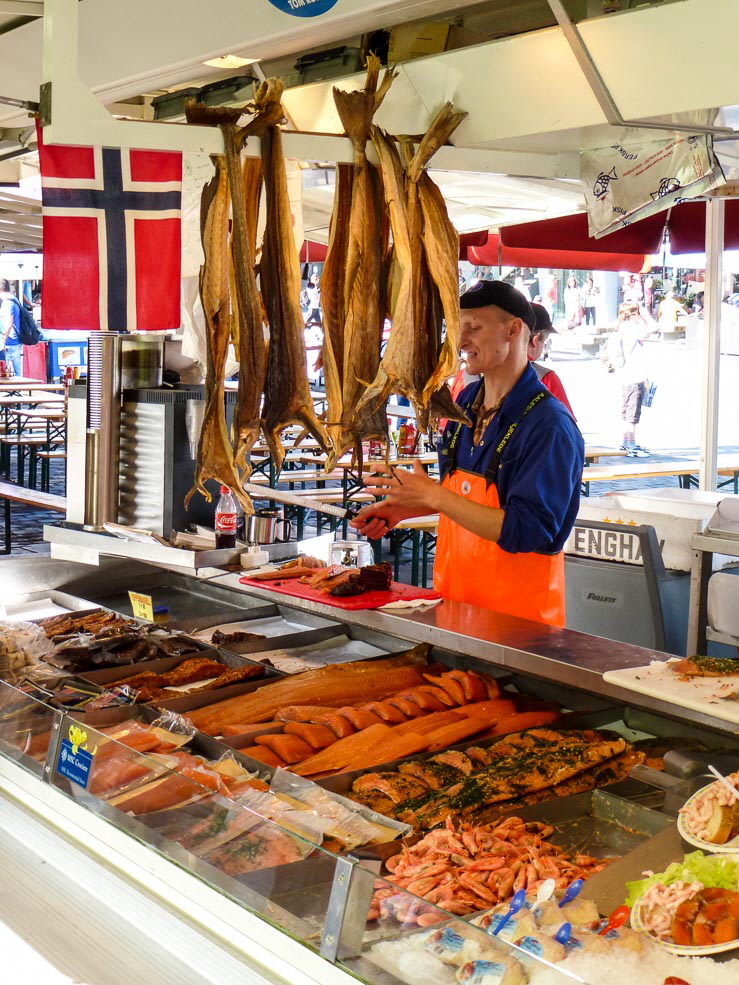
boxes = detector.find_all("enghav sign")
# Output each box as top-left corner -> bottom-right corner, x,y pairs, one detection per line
267,0 -> 339,16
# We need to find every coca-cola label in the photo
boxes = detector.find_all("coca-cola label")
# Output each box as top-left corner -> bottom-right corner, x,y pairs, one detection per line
216,512 -> 237,532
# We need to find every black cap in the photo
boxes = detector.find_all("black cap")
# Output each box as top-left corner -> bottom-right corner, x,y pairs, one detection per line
531,302 -> 557,336
460,279 -> 536,332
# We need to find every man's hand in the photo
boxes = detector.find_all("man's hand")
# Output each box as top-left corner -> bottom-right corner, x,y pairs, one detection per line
362,461 -> 441,515
349,462 -> 439,540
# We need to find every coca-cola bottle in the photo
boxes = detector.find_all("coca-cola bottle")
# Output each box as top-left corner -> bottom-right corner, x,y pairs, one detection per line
214,485 -> 238,549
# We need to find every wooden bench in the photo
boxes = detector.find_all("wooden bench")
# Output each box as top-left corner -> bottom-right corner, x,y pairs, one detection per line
393,514 -> 440,586
581,457 -> 739,496
0,434 -> 50,486
35,448 -> 67,492
0,479 -> 66,553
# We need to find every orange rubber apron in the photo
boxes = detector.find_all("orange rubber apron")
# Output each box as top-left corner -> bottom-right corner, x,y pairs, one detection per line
433,392 -> 566,626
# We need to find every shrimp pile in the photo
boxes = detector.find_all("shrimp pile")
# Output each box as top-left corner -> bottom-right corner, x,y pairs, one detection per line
680,773 -> 739,839
637,880 -> 704,940
369,815 -> 612,925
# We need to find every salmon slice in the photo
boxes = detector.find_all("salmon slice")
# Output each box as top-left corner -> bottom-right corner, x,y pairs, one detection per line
386,696 -> 426,717
314,713 -> 357,738
423,673 -> 467,706
292,723 -> 392,776
398,759 -> 464,789
363,701 -> 408,724
336,707 -> 386,730
254,733 -> 314,764
447,670 -> 489,703
241,745 -> 286,768
350,771 -> 431,803
395,687 -> 449,712
283,722 -> 337,749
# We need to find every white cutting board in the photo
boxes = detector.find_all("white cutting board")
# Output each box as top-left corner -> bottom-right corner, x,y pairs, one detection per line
603,659 -> 739,726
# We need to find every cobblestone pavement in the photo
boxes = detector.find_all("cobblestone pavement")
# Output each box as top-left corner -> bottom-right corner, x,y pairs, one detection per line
2,338 -> 737,564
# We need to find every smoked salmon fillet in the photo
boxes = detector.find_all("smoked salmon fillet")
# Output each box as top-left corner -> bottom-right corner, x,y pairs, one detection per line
187,649 -> 429,734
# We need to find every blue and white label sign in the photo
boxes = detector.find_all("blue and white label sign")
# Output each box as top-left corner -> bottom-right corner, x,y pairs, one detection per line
267,0 -> 339,17
57,738 -> 94,788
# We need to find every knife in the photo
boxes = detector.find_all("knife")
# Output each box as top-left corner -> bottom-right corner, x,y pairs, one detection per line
242,481 -> 363,520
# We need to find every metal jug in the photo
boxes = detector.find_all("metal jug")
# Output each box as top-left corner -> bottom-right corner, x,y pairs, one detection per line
246,508 -> 292,545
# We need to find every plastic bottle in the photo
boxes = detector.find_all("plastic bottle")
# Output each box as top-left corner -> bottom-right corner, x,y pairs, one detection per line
214,485 -> 238,549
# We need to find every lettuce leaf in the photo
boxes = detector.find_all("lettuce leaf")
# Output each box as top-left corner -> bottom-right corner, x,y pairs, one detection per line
625,850 -> 738,906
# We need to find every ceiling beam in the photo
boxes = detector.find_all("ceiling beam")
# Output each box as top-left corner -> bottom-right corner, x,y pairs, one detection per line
0,2 -> 43,14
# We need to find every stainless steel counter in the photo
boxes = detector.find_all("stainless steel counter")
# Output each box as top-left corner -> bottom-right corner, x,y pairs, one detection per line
2,555 -> 733,737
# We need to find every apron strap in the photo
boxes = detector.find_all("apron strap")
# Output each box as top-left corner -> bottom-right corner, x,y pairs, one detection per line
483,390 -> 552,487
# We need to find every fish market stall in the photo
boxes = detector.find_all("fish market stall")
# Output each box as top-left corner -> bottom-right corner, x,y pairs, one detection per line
3,554 -> 739,985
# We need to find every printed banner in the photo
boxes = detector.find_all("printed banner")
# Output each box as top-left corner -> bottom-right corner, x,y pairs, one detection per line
581,133 -> 725,239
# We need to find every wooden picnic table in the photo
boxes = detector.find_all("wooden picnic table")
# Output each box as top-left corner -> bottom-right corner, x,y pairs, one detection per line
0,382 -> 65,393
584,445 -> 628,464
581,455 -> 739,496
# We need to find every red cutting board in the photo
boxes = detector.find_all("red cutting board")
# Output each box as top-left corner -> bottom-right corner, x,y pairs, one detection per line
238,575 -> 442,610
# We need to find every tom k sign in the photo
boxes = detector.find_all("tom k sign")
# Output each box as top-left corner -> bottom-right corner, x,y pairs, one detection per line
267,0 -> 339,15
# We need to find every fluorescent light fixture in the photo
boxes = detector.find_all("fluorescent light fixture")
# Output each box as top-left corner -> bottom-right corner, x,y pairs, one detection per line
203,54 -> 259,69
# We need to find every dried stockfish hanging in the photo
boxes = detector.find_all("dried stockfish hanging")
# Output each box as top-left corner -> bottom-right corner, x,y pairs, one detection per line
254,79 -> 330,473
322,55 -> 395,471
356,104 -> 469,431
184,156 -> 253,512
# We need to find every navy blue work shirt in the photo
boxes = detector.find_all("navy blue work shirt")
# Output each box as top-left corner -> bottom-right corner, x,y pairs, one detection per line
438,364 -> 584,554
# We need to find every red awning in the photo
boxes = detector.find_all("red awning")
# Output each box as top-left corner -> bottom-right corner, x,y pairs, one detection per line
492,200 -> 739,260
468,231 -> 649,273
300,230 -> 488,264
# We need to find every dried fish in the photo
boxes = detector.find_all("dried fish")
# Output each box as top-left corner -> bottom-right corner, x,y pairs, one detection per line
322,56 -> 395,470
253,79 -> 330,472
184,154 -> 252,512
357,105 -> 469,430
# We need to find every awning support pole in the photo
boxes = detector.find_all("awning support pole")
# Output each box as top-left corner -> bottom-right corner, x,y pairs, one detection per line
699,198 -> 723,490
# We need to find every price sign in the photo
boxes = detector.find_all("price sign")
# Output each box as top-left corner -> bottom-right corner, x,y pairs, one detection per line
128,590 -> 154,622
267,0 -> 339,17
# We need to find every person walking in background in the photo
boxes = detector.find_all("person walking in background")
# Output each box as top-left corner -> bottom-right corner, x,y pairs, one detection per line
605,302 -> 656,458
580,276 -> 599,327
564,275 -> 581,329
644,274 -> 654,314
304,275 -> 322,328
658,289 -> 687,333
0,278 -> 23,376
545,273 -> 558,319
529,303 -> 575,417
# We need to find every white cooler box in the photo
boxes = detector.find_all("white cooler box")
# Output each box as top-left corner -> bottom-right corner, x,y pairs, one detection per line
568,487 -> 720,572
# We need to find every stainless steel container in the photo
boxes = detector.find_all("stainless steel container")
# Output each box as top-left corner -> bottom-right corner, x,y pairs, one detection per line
330,539 -> 373,568
120,336 -> 164,389
246,509 -> 292,545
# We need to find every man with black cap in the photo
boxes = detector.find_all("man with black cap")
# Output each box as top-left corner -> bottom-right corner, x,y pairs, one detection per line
351,280 -> 584,627
529,302 -> 575,417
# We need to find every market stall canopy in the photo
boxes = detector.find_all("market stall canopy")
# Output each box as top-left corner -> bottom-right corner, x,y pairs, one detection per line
496,200 -> 739,262
468,230 -> 649,274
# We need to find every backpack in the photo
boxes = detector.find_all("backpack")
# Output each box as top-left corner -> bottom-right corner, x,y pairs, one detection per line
9,297 -> 41,346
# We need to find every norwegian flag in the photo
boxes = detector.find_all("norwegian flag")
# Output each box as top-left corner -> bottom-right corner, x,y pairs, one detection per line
37,123 -> 182,331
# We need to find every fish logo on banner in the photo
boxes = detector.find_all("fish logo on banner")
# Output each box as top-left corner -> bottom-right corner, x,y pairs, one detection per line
592,166 -> 618,201
650,177 -> 681,201
267,0 -> 339,17
37,122 -> 182,332
581,130 -> 725,239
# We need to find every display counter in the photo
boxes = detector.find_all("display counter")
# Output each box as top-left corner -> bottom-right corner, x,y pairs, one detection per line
2,554 -> 739,985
